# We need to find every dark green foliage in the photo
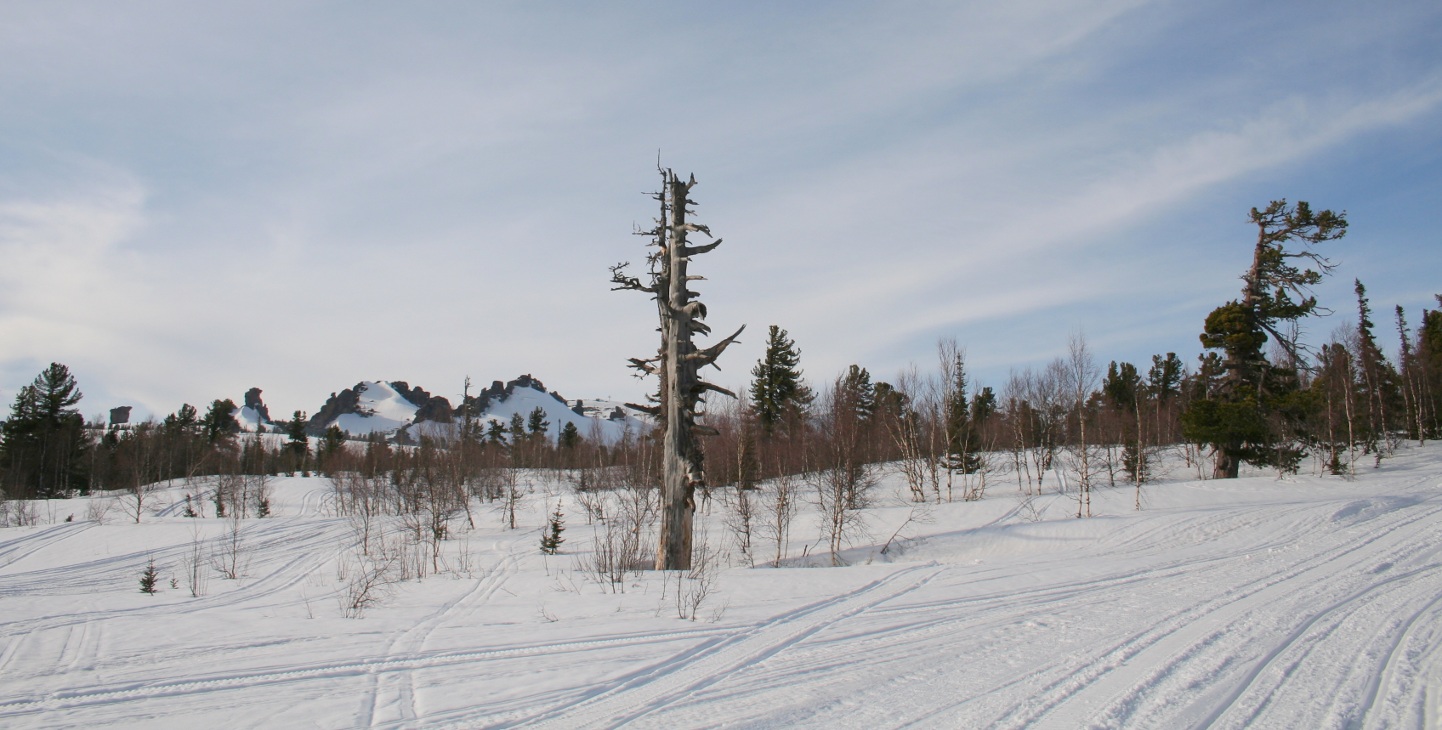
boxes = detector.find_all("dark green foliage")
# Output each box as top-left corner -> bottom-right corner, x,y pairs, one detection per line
1184,200 -> 1346,477
1420,297 -> 1442,437
971,386 -> 996,425
944,354 -> 981,474
1104,362 -> 1142,412
558,422 -> 581,450
1351,280 -> 1402,453
286,410 -> 309,473
527,407 -> 550,437
839,365 -> 876,421
486,419 -> 508,446
750,325 -> 811,433
1148,354 -> 1183,401
163,403 -> 198,433
200,399 -> 241,445
540,501 -> 565,554
317,425 -> 347,474
1122,442 -> 1149,483
139,558 -> 160,595
0,362 -> 89,499
1181,397 -> 1271,463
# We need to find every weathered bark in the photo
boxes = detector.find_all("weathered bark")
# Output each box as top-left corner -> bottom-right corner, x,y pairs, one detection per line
613,169 -> 742,570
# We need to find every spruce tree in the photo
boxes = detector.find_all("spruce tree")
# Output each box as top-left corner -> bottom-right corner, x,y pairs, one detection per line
540,501 -> 565,555
0,363 -> 88,499
750,325 -> 811,434
1104,361 -> 1147,484
526,407 -> 550,438
1416,296 -> 1442,438
944,354 -> 981,474
139,558 -> 160,595
558,422 -> 581,450
1352,280 -> 1400,454
286,410 -> 309,474
1182,200 -> 1347,478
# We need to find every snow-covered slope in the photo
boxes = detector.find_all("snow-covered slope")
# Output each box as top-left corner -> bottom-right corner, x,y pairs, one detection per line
2,445 -> 1441,728
329,381 -> 420,436
308,376 -> 648,443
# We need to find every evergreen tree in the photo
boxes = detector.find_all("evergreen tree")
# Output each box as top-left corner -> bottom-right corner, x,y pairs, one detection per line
1103,361 -> 1141,410
1416,295 -> 1442,438
1104,361 -> 1147,484
1351,280 -> 1400,453
539,501 -> 565,555
558,422 -> 581,450
486,419 -> 508,446
317,425 -> 347,474
139,558 -> 160,595
527,407 -> 550,438
944,353 -> 981,474
163,403 -> 198,433
200,399 -> 241,445
750,325 -> 811,433
838,365 -> 876,421
1182,200 -> 1346,478
971,386 -> 997,425
285,410 -> 309,474
0,362 -> 88,499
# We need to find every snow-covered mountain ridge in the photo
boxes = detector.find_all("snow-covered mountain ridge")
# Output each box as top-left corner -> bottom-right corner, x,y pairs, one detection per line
236,374 -> 647,443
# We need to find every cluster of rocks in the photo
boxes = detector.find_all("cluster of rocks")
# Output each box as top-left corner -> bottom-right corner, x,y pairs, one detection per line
303,374 -> 582,436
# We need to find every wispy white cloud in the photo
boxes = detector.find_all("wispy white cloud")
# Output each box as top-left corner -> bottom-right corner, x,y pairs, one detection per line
0,2 -> 1439,413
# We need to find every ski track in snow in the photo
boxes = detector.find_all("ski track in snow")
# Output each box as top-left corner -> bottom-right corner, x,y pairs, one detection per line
2,449 -> 1442,728
489,563 -> 944,730
361,536 -> 524,727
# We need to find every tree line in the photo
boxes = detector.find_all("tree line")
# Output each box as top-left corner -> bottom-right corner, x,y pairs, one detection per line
2,199 -> 1440,525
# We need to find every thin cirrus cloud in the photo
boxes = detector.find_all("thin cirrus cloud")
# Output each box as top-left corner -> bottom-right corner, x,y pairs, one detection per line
0,3 -> 1439,418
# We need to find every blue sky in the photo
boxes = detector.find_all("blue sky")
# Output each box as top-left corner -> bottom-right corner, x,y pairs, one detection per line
2,1 -> 1440,420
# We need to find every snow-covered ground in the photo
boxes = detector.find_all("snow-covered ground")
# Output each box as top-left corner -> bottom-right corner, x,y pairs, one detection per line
2,445 -> 1441,728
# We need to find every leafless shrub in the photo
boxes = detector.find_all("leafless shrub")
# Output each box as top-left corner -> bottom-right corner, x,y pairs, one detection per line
180,526 -> 209,597
662,534 -> 723,621
119,479 -> 156,524
85,496 -> 116,525
211,514 -> 249,580
493,468 -> 528,530
880,502 -> 934,557
582,508 -> 648,593
723,486 -> 756,567
341,543 -> 399,618
758,471 -> 798,568
10,499 -> 40,527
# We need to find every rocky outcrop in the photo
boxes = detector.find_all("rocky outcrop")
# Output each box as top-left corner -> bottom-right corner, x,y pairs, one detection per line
307,384 -> 364,434
109,406 -> 132,426
244,387 -> 272,424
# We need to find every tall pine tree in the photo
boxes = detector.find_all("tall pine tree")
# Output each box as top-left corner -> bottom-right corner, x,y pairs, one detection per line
0,363 -> 88,498
1182,200 -> 1346,478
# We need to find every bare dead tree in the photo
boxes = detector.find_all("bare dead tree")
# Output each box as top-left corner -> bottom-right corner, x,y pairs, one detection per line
612,167 -> 744,570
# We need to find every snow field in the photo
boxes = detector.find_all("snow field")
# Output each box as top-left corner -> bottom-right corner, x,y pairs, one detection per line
1,446 -> 1440,728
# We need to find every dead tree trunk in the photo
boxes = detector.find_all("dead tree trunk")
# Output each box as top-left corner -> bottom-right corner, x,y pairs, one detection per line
611,168 -> 743,570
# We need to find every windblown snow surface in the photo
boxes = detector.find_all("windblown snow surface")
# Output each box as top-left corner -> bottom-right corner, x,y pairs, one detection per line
2,444 -> 1441,728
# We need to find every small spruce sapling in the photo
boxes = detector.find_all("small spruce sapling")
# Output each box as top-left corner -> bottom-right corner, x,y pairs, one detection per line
540,501 -> 566,555
139,558 -> 160,595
